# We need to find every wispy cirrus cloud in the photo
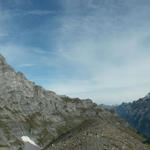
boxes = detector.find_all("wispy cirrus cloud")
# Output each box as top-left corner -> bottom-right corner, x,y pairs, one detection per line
18,63 -> 36,68
26,10 -> 54,15
0,0 -> 150,104
44,0 -> 150,104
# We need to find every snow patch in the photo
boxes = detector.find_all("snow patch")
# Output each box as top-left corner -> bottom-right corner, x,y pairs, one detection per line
21,136 -> 39,147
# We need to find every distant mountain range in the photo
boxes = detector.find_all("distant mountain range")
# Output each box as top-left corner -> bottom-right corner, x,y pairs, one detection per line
0,54 -> 149,150
115,93 -> 150,139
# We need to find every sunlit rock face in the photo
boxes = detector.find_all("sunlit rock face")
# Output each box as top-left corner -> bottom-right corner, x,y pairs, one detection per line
0,54 -> 149,150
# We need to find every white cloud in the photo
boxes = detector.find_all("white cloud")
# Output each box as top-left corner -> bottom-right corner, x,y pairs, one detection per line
34,49 -> 58,56
18,63 -> 36,68
6,0 -> 31,6
0,44 -> 29,63
47,60 -> 150,105
44,0 -> 150,104
25,10 -> 54,15
0,10 -> 12,40
1,0 -> 150,105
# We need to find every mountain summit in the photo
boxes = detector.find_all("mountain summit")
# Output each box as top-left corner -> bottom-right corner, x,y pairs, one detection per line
0,54 -> 7,65
0,54 -> 149,150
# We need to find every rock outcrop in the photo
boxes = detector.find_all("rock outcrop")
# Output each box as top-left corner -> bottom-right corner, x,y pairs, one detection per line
0,54 -> 149,150
115,93 -> 150,139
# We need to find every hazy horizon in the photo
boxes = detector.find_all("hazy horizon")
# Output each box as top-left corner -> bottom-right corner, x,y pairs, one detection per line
0,0 -> 150,105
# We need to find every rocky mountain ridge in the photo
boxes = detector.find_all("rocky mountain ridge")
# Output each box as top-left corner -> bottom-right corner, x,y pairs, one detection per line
115,93 -> 150,139
0,54 -> 149,150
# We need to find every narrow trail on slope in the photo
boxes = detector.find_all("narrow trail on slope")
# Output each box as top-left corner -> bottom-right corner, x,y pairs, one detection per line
42,119 -> 98,150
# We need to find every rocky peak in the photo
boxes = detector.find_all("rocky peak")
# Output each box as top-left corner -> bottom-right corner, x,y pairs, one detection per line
0,54 -> 15,74
115,92 -> 150,138
144,92 -> 150,99
0,54 -> 35,100
0,54 -> 6,64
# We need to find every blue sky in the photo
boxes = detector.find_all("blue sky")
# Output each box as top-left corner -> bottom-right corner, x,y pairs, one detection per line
0,0 -> 150,104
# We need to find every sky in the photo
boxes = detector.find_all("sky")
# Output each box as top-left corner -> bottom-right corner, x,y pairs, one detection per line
0,0 -> 150,105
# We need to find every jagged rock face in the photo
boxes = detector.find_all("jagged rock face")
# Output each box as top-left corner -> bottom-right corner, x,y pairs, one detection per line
0,54 -> 34,100
0,54 -> 149,150
0,54 -> 99,150
115,94 -> 150,138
